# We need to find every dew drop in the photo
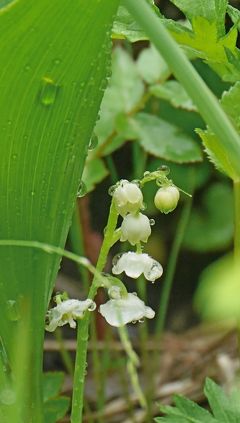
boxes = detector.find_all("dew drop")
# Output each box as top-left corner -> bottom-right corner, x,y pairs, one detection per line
144,171 -> 150,177
88,133 -> 98,150
108,185 -> 116,196
158,165 -> 170,174
138,319 -> 144,323
149,219 -> 155,226
88,302 -> 96,311
6,300 -> 20,322
24,65 -> 31,72
112,253 -> 124,266
30,191 -> 35,197
39,77 -> 60,106
77,181 -> 87,198
11,154 -> 17,160
54,58 -> 61,65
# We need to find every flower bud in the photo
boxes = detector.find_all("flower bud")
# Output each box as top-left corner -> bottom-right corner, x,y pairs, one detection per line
120,213 -> 151,245
154,186 -> 180,214
112,180 -> 143,216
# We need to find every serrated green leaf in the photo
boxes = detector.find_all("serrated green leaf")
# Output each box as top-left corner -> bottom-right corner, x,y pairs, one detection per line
136,44 -> 170,84
131,113 -> 202,163
170,0 -> 228,37
150,80 -> 197,111
195,254 -> 240,321
44,397 -> 70,423
183,182 -> 233,252
174,394 -> 217,422
227,5 -> 240,30
82,158 -> 108,193
43,372 -> 65,402
197,82 -> 240,180
204,378 -> 240,422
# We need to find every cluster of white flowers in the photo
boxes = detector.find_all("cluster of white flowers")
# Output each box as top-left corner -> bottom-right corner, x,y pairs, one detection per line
46,176 -> 180,331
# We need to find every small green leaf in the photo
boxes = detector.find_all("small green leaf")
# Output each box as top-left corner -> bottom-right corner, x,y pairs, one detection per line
150,80 -> 197,111
82,158 -> 108,193
204,378 -> 240,422
136,44 -> 170,84
44,397 -> 70,423
183,182 -> 233,252
43,372 -> 65,403
132,113 -> 202,163
197,82 -> 240,180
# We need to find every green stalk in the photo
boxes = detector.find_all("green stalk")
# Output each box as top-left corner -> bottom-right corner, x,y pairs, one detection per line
155,196 -> 193,335
70,201 -> 119,423
124,0 -> 240,174
234,180 -> 240,260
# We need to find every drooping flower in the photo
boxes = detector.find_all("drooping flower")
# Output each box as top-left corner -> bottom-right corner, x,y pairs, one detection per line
99,291 -> 155,327
120,212 -> 151,245
112,179 -> 143,216
45,299 -> 96,332
112,252 -> 163,282
154,185 -> 180,214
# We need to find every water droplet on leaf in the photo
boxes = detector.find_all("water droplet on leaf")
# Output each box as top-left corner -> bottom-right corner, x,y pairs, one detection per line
77,181 -> 87,198
149,219 -> 155,226
88,133 -> 98,150
40,77 -> 60,106
108,185 -> 116,196
6,300 -> 20,322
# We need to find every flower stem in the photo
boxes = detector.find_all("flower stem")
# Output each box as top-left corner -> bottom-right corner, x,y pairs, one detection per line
155,195 -> 193,335
123,0 -> 240,174
70,201 -> 118,423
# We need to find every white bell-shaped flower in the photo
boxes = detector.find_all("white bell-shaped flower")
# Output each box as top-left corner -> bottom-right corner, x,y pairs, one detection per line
154,185 -> 180,214
45,299 -> 96,332
112,252 -> 163,282
99,291 -> 155,327
120,212 -> 151,245
112,179 -> 143,216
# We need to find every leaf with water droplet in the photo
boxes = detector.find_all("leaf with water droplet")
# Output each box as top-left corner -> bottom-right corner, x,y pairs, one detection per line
88,133 -> 98,150
77,181 -> 87,198
39,77 -> 60,106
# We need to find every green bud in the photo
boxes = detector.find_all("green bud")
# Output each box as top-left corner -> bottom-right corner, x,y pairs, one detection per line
154,186 -> 180,214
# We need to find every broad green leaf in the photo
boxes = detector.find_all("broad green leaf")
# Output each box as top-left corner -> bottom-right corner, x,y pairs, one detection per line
0,0 -> 119,417
82,157 -> 108,193
112,2 -> 160,41
44,397 -> 70,423
197,82 -> 240,180
43,372 -> 64,402
170,0 -> 228,36
205,378 -> 240,422
136,44 -> 170,84
183,182 -> 233,252
131,113 -> 202,163
95,47 -> 144,147
112,5 -> 148,41
150,80 -> 197,111
195,254 -> 240,321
